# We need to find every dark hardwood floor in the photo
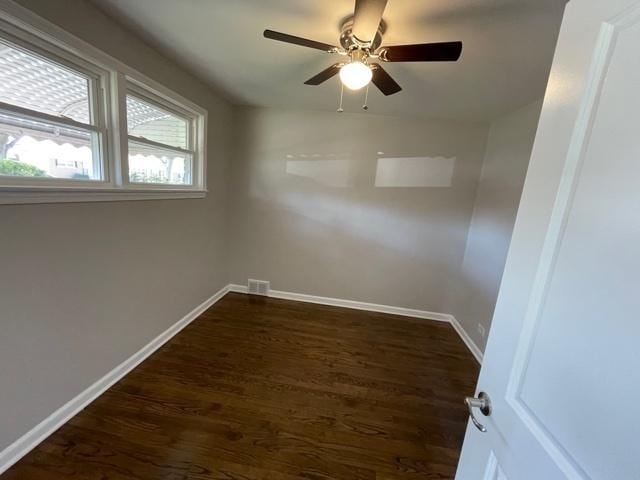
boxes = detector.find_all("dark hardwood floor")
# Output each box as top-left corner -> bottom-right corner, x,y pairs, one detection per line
3,293 -> 479,480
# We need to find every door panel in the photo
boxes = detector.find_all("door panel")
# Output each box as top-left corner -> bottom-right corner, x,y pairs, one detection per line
457,1 -> 640,479
514,7 -> 640,478
484,453 -> 509,480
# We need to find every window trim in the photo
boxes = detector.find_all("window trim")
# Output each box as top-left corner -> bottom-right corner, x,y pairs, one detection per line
0,0 -> 208,204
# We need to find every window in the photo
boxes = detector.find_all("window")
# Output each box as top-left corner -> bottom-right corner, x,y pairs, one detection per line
126,92 -> 193,186
0,37 -> 103,182
0,7 -> 207,204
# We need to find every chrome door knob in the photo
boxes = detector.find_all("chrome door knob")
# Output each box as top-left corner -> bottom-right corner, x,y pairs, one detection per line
465,391 -> 492,432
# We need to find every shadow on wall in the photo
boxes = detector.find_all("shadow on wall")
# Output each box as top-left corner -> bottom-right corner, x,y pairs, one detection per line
445,99 -> 544,352
271,190 -> 458,259
234,193 -> 460,309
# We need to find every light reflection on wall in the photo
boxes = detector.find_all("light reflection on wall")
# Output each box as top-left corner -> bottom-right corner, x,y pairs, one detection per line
284,154 -> 457,189
285,158 -> 351,187
375,156 -> 456,188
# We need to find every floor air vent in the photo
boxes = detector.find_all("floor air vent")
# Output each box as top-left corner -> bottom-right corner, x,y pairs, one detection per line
248,279 -> 270,296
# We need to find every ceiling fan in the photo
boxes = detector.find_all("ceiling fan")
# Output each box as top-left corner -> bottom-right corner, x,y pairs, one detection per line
263,0 -> 462,98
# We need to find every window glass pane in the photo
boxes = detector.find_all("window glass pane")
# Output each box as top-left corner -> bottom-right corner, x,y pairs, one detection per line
126,95 -> 188,149
128,141 -> 191,185
0,113 -> 99,180
0,40 -> 91,125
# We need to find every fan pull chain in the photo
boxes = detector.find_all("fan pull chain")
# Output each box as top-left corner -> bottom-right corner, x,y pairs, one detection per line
337,82 -> 344,113
362,84 -> 370,111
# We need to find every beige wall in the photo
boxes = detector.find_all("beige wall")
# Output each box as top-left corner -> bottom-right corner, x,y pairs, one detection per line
0,0 -> 233,451
229,107 -> 489,312
446,100 -> 543,352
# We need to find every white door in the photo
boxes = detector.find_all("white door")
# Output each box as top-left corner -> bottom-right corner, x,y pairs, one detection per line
456,0 -> 640,479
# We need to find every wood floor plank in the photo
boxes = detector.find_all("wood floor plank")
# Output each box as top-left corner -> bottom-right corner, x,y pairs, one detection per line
2,293 -> 479,479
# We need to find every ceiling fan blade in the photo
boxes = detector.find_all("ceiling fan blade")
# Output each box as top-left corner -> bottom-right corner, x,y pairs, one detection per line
304,64 -> 343,85
371,63 -> 402,96
352,0 -> 388,43
263,29 -> 337,52
380,41 -> 463,62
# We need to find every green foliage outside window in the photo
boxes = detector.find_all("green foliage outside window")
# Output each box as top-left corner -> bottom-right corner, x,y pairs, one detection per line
0,159 -> 47,177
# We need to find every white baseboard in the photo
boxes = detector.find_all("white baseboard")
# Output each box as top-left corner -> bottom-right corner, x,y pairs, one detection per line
450,315 -> 484,364
0,284 -> 231,476
228,284 -> 451,322
228,284 -> 249,293
228,284 -> 483,363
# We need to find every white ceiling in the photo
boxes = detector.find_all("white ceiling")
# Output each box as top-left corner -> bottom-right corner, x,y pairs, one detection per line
91,0 -> 566,122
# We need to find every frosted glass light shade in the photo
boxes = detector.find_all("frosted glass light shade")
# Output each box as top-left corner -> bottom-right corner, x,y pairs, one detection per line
339,61 -> 373,90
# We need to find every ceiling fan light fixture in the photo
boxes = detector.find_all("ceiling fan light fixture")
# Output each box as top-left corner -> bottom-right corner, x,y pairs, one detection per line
264,0 -> 463,101
339,61 -> 373,90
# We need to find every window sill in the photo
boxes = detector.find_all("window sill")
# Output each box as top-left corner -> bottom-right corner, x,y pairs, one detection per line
0,188 -> 207,205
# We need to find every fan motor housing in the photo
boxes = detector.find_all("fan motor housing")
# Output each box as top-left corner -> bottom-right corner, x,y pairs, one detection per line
339,16 -> 385,52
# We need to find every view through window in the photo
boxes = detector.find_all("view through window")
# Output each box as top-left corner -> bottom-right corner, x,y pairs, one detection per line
126,94 -> 192,185
0,39 -> 99,181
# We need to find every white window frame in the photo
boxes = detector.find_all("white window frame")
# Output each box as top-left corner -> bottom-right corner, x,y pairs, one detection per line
0,0 -> 208,204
